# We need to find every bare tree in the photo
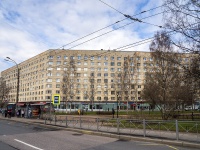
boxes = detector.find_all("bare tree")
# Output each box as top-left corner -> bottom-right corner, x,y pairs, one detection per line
0,77 -> 11,108
142,31 -> 183,120
61,58 -> 77,113
163,0 -> 200,82
88,71 -> 96,111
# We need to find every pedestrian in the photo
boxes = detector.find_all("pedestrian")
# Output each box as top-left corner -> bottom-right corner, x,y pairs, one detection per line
38,108 -> 41,119
112,108 -> 115,118
21,109 -> 25,118
28,109 -> 32,118
4,109 -> 7,118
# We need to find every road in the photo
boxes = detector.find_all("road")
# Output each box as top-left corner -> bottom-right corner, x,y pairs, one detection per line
0,119 -> 198,150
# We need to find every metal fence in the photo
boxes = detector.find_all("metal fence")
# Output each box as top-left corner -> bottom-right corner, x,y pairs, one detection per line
44,115 -> 200,143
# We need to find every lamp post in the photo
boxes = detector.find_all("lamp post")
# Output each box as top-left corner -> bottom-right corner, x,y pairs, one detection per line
117,94 -> 119,118
5,57 -> 19,111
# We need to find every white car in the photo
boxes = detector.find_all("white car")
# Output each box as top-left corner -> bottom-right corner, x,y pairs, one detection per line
185,106 -> 192,111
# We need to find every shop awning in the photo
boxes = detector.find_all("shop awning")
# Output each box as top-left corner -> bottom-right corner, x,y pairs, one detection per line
31,102 -> 46,106
16,103 -> 25,106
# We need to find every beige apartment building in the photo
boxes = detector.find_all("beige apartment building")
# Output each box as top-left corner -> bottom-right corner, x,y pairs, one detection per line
1,49 -> 194,110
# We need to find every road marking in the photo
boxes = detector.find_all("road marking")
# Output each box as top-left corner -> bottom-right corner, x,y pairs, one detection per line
14,139 -> 43,150
166,145 -> 179,150
139,144 -> 161,145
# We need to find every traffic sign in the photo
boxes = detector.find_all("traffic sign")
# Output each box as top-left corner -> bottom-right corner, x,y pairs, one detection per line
52,94 -> 60,105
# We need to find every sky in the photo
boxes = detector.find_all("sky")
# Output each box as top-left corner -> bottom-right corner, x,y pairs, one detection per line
0,0 -> 164,72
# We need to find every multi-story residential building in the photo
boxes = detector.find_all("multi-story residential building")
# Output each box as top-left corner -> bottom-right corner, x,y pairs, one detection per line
1,49 -> 196,111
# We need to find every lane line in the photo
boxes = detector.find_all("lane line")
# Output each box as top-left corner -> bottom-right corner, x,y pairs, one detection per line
166,145 -> 179,150
14,139 -> 43,150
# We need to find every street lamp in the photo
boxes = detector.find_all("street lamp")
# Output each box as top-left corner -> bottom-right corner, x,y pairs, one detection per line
5,57 -> 20,111
117,94 -> 119,118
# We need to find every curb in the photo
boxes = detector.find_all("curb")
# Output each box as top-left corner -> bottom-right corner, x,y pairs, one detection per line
1,117 -> 200,149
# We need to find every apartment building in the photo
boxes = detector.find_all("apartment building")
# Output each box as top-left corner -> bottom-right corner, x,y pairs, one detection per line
1,49 -> 193,110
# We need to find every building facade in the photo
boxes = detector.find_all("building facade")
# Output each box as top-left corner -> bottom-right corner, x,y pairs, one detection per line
1,49 -> 194,110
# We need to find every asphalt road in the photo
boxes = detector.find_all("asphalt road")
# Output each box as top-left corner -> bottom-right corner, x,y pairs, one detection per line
0,119 -> 198,150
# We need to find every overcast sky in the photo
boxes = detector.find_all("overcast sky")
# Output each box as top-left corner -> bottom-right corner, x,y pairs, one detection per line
0,0 -> 164,72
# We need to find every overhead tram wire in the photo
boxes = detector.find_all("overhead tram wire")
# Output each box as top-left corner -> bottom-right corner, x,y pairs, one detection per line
48,16 -> 197,66
65,11 -> 166,50
59,2 -> 170,49
46,23 -> 196,70
98,0 -> 172,22
50,10 -> 167,60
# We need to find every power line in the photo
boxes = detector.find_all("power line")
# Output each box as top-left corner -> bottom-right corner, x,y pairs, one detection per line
98,0 -> 124,15
59,2 -> 169,49
66,11 -> 165,50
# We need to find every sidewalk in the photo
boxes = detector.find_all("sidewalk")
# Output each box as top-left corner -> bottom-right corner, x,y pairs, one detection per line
1,115 -> 200,149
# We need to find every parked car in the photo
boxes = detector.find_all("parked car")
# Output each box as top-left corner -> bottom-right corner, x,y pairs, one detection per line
185,106 -> 192,111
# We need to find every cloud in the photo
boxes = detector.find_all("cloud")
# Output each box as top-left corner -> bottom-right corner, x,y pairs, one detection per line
0,0 -> 164,72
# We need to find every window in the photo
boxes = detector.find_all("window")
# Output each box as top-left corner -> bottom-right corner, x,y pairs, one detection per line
110,68 -> 115,72
104,56 -> 108,60
104,73 -> 108,77
57,56 -> 61,59
98,56 -> 101,60
47,73 -> 52,76
111,56 -> 115,60
97,91 -> 101,94
56,90 -> 60,94
46,84 -> 52,88
57,61 -> 61,65
77,73 -> 81,77
117,68 -> 121,71
117,57 -> 121,60
56,79 -> 60,82
77,68 -> 81,71
104,68 -> 108,71
97,73 -> 101,77
91,56 -> 94,60
97,79 -> 101,83
111,91 -> 115,95
91,67 -> 95,71
70,56 -> 74,60
104,62 -> 108,66
97,97 -> 101,100
56,84 -> 60,88
77,62 -> 81,65
47,67 -> 53,70
117,62 -> 121,66
143,57 -> 147,61
84,62 -> 88,65
84,68 -> 88,71
149,58 -> 153,61
84,79 -> 88,83
77,56 -> 81,60
77,79 -> 81,82
104,79 -> 108,83
56,73 -> 60,76
97,68 -> 101,71
46,79 -> 52,82
137,57 -> 140,60
84,55 -> 88,60
91,62 -> 94,65
84,73 -> 87,77
98,62 -> 101,66
111,73 -> 115,77
57,67 -> 61,70
124,57 -> 127,60
64,56 -> 68,59
63,62 -> 67,65
111,62 -> 115,66
48,61 -> 53,65
49,56 -> 53,59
